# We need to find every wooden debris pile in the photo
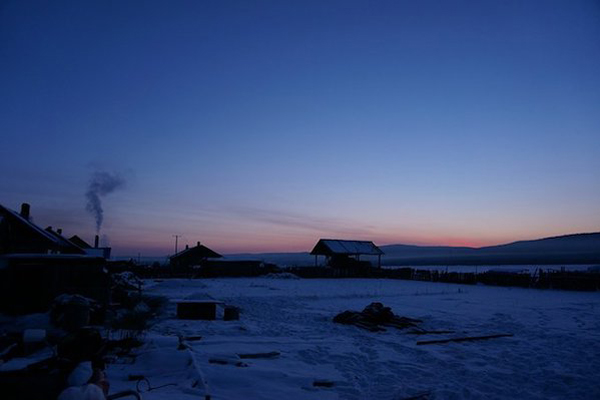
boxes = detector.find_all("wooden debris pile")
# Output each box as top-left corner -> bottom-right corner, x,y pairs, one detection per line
333,302 -> 423,332
333,303 -> 514,345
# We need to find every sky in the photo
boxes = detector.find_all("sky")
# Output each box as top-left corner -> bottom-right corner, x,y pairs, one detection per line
1,0 -> 599,256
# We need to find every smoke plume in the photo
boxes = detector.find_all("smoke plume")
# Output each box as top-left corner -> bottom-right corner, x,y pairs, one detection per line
85,171 -> 125,233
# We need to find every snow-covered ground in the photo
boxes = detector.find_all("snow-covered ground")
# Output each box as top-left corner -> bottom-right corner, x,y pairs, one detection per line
107,278 -> 600,400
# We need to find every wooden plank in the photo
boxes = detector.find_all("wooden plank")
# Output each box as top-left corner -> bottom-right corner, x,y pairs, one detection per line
417,333 -> 514,345
392,316 -> 423,324
237,351 -> 280,359
382,321 -> 417,329
354,320 -> 386,332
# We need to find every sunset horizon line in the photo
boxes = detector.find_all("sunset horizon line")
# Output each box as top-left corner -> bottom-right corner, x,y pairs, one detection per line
111,230 -> 600,258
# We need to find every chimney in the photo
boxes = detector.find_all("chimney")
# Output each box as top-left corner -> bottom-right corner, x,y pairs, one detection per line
20,203 -> 30,220
197,241 -> 201,247
57,228 -> 62,235
94,235 -> 99,248
185,245 -> 189,250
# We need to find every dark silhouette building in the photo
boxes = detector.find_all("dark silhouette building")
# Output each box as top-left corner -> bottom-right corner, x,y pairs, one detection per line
169,241 -> 223,268
64,233 -> 111,259
310,239 -> 384,268
0,203 -> 85,255
0,202 -> 111,314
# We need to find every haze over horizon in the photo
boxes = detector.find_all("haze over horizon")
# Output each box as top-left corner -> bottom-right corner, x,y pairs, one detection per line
2,1 -> 599,256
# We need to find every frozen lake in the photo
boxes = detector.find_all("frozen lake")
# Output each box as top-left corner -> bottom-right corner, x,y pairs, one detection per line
105,277 -> 600,400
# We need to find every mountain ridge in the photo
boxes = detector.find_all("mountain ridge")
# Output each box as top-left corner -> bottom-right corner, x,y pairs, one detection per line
224,232 -> 600,266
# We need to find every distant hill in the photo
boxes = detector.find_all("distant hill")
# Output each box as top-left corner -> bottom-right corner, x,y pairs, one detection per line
382,232 -> 600,265
224,232 -> 600,266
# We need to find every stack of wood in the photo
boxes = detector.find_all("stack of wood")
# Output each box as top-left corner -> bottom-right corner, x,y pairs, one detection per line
333,302 -> 423,332
334,303 -> 513,344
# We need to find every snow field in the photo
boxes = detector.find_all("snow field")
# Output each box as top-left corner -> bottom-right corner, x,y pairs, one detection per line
107,278 -> 600,399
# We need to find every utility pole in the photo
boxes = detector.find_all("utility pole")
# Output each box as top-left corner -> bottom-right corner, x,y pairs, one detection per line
172,234 -> 182,255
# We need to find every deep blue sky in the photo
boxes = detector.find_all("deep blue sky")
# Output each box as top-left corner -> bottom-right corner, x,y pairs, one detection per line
1,1 -> 599,255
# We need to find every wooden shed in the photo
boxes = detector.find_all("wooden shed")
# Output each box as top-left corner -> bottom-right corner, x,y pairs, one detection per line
310,239 -> 384,268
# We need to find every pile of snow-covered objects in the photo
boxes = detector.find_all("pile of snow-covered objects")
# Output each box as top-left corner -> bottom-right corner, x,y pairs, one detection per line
333,302 -> 424,332
0,270 -> 169,400
334,302 -> 515,346
112,272 -> 143,292
0,294 -> 127,399
111,272 -> 144,308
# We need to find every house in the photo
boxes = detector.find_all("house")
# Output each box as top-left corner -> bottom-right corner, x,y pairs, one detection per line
0,202 -> 111,314
67,234 -> 112,259
169,241 -> 223,268
0,203 -> 85,255
310,239 -> 384,268
0,202 -> 112,258
68,234 -> 91,249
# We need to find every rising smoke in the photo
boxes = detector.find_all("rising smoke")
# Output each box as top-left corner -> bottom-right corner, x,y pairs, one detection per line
85,171 -> 125,233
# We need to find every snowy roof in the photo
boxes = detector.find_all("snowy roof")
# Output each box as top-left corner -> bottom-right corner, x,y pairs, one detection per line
310,239 -> 384,256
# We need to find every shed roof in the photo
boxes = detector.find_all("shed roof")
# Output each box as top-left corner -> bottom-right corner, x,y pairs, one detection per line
310,239 -> 384,256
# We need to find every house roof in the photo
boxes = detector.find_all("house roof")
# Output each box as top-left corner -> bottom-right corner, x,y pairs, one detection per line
310,239 -> 384,256
44,227 -> 87,254
0,204 -> 85,254
1,204 -> 55,245
170,243 -> 223,261
69,235 -> 92,249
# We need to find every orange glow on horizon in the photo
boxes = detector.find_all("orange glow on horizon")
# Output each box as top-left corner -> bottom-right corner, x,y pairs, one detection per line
110,232 -> 532,256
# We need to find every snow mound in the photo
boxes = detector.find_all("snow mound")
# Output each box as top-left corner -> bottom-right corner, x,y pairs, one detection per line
112,272 -> 143,289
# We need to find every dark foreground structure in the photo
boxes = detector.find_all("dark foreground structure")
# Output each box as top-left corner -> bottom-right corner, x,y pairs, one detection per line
0,254 -> 110,314
284,265 -> 600,291
0,202 -> 112,314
